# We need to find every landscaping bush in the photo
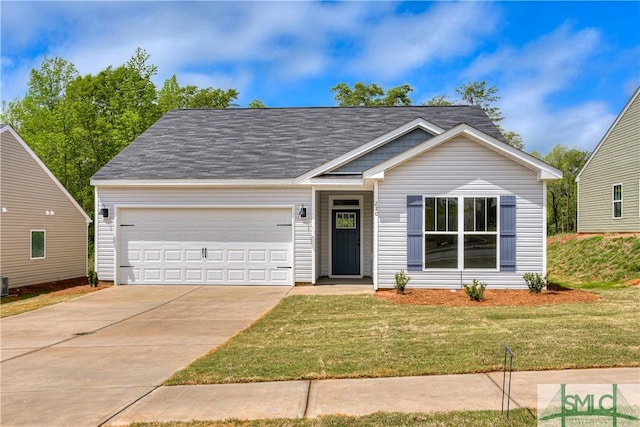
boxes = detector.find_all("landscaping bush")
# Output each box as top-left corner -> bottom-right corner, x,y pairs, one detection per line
464,279 -> 486,301
88,269 -> 99,287
394,270 -> 411,293
523,272 -> 547,294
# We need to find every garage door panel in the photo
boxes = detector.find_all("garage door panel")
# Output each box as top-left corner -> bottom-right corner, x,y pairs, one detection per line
165,250 -> 182,262
206,269 -> 224,281
164,269 -> 183,281
208,250 -> 224,261
228,270 -> 245,281
185,250 -> 203,261
119,208 -> 293,285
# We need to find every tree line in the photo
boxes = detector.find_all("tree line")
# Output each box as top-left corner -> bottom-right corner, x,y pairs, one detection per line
1,49 -> 587,234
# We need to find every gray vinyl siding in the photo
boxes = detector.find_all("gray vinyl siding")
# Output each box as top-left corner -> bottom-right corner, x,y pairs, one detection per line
0,131 -> 88,288
331,128 -> 433,174
95,186 -> 313,283
377,136 -> 545,289
318,191 -> 373,277
578,94 -> 640,232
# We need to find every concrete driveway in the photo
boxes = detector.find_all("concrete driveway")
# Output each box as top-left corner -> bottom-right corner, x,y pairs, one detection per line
0,285 -> 289,427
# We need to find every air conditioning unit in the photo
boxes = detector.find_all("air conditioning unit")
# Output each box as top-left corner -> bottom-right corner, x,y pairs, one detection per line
1,276 -> 8,297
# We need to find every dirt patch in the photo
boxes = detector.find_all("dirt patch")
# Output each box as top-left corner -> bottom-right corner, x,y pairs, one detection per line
626,278 -> 640,286
2,277 -> 112,301
376,284 -> 601,307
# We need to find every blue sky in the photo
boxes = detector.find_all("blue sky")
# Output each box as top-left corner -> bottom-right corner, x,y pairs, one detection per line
1,1 -> 639,154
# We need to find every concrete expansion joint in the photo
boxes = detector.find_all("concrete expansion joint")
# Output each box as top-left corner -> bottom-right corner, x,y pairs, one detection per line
301,380 -> 313,418
482,372 -> 522,410
98,385 -> 161,427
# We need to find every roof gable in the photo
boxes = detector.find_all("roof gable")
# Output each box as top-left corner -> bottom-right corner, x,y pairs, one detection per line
576,87 -> 640,181
363,124 -> 562,181
0,125 -> 91,223
92,106 -> 505,182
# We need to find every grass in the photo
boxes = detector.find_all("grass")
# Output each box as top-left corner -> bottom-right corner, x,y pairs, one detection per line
167,286 -> 639,385
547,233 -> 640,288
0,286 -> 107,318
130,408 -> 536,427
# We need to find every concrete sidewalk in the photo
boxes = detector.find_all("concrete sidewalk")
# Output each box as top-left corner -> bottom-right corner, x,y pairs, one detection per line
107,367 -> 640,425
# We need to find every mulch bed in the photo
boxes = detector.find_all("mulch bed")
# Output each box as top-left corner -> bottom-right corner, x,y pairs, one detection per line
2,277 -> 111,302
376,284 -> 601,306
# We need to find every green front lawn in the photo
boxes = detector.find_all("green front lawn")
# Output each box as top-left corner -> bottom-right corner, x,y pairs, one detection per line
167,287 -> 639,385
131,409 -> 536,427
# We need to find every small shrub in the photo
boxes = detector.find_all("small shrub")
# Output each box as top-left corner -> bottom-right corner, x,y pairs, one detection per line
523,272 -> 546,294
394,270 -> 411,293
464,279 -> 486,301
88,270 -> 99,287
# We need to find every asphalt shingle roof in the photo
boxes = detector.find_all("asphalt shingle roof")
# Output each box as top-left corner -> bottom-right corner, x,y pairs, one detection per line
92,105 -> 505,180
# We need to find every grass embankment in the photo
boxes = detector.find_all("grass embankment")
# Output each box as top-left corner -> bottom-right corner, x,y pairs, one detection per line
547,233 -> 640,288
130,409 -> 536,427
169,233 -> 640,385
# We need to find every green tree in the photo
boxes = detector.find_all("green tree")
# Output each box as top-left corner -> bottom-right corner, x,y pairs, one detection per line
1,57 -> 81,196
544,145 -> 590,234
426,81 -> 524,150
425,94 -> 453,106
331,82 -> 413,106
456,81 -> 502,123
158,74 -> 239,113
248,98 -> 266,108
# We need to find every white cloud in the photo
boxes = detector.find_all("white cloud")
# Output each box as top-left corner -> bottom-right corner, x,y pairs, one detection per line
349,2 -> 500,79
463,23 -> 611,153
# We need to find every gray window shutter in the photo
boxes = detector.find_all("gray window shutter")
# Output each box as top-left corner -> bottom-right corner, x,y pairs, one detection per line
500,195 -> 516,271
407,195 -> 423,271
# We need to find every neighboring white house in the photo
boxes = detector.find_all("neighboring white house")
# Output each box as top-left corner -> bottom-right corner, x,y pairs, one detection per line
576,87 -> 640,232
0,125 -> 92,288
91,106 -> 561,289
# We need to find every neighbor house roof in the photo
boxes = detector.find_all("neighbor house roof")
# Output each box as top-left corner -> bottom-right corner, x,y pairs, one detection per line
1,125 -> 92,223
576,86 -> 640,181
91,106 -> 506,181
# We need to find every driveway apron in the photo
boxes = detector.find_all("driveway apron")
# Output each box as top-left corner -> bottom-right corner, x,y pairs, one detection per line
0,285 -> 289,427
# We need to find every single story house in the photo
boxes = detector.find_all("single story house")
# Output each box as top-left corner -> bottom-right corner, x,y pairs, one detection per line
0,125 -> 91,289
91,106 -> 562,289
576,87 -> 640,232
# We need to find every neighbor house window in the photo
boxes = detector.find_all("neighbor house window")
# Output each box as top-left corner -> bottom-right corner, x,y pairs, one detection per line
31,230 -> 45,259
424,197 -> 498,270
613,184 -> 623,219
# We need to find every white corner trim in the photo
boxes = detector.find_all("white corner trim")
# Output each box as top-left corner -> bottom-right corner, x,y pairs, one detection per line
2,125 -> 92,224
294,118 -> 445,183
363,123 -> 563,181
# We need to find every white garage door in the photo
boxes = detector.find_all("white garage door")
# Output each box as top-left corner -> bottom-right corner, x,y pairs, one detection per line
118,208 -> 293,285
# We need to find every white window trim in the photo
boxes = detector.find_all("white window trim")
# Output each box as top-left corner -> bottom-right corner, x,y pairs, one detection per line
422,195 -> 500,272
30,229 -> 46,260
612,183 -> 623,219
328,195 -> 364,278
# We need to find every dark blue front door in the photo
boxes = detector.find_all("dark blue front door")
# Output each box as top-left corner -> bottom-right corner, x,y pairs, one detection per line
332,210 -> 360,275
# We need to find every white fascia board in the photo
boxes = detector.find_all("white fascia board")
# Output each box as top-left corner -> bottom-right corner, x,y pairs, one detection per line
576,86 -> 640,182
293,118 -> 445,183
363,123 -> 563,181
90,178 -> 296,187
2,125 -> 92,224
299,177 -> 364,186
